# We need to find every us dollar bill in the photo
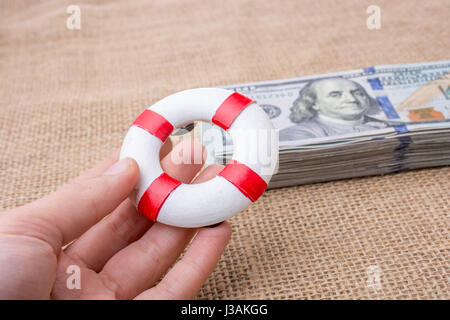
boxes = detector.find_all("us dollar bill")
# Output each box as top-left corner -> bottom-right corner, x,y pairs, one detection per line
193,61 -> 450,188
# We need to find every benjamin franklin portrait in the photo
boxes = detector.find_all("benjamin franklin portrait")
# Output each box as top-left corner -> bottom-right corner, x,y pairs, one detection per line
279,78 -> 388,141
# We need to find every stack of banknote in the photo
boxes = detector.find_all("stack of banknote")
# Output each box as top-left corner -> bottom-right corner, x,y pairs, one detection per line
190,61 -> 450,188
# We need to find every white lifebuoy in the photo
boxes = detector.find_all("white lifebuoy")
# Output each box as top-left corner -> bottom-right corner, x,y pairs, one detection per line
120,88 -> 278,228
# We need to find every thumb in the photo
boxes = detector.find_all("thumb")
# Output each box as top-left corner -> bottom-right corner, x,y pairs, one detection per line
18,157 -> 139,248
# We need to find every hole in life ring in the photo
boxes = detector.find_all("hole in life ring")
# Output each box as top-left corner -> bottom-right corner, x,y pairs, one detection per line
171,122 -> 195,136
159,120 -> 233,183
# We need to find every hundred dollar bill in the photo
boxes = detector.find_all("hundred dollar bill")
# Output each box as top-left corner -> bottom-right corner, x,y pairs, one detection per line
189,61 -> 450,187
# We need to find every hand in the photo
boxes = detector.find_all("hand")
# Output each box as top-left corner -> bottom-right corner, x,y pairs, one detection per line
0,139 -> 231,299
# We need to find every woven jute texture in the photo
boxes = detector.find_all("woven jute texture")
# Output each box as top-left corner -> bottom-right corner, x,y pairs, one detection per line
1,0 -> 449,299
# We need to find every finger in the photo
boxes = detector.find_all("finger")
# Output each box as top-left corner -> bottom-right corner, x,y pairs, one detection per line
162,138 -> 206,183
15,157 -> 139,251
191,164 -> 224,184
159,138 -> 173,160
99,223 -> 197,300
95,163 -> 224,298
64,139 -> 207,271
63,199 -> 153,272
135,221 -> 232,300
77,137 -> 172,182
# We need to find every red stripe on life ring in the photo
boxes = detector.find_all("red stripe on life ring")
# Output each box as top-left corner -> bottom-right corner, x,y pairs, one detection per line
132,109 -> 174,142
218,160 -> 267,202
212,92 -> 254,130
138,173 -> 182,221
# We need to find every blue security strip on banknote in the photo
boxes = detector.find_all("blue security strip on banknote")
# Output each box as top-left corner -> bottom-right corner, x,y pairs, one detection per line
365,67 -> 412,170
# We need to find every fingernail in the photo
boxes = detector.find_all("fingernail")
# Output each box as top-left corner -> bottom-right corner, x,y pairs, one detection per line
104,158 -> 131,176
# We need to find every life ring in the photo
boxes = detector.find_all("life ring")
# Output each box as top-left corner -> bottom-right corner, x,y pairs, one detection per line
120,88 -> 278,228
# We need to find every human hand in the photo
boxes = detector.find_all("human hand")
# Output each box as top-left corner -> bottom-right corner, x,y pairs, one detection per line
0,139 -> 231,299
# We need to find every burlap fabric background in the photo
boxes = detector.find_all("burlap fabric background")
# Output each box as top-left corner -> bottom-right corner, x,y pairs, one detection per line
1,0 -> 449,299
